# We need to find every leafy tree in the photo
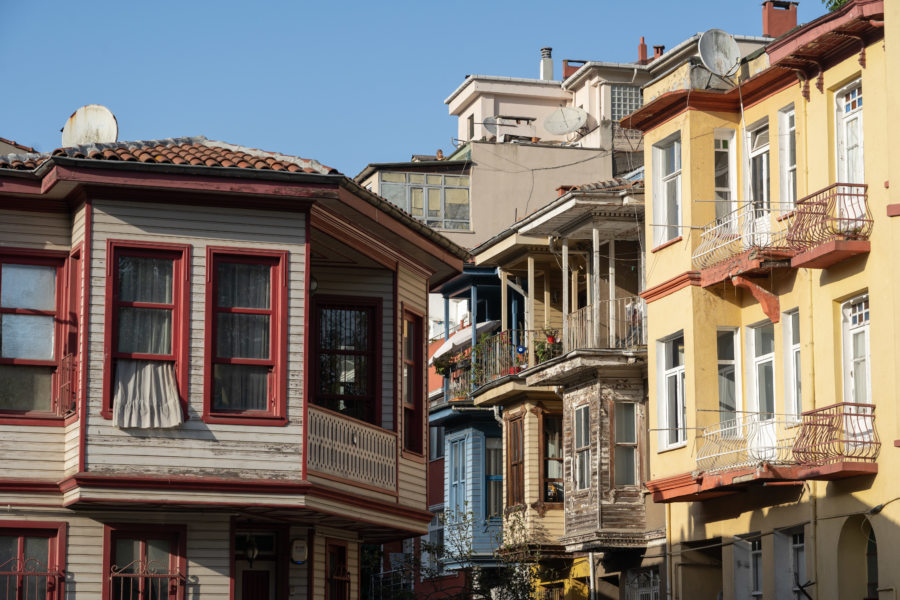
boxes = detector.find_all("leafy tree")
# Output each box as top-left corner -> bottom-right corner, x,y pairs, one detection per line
822,0 -> 850,10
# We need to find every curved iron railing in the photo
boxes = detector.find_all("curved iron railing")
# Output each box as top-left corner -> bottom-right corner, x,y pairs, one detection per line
793,402 -> 880,465
786,183 -> 871,251
692,203 -> 796,270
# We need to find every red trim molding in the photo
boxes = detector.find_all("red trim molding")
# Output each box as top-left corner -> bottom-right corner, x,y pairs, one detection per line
887,204 -> 900,218
731,276 -> 781,323
640,271 -> 701,303
0,520 -> 67,600
102,523 -> 187,600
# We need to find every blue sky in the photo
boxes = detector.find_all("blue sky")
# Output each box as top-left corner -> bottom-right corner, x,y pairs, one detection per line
1,1 -> 827,177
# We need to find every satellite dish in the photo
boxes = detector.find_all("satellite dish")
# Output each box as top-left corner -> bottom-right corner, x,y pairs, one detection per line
698,29 -> 741,77
483,116 -> 499,136
61,105 -> 118,147
543,107 -> 588,135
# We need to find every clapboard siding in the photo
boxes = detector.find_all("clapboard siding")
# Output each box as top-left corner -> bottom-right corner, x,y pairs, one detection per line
0,425 -> 64,479
71,204 -> 85,247
0,209 -> 71,250
314,267 -> 394,431
86,200 -> 306,479
397,458 -> 426,507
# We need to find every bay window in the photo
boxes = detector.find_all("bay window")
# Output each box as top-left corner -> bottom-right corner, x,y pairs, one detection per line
0,254 -> 66,417
205,248 -> 287,424
104,242 -> 189,428
779,106 -> 797,208
614,403 -> 638,487
449,437 -> 467,515
714,131 -> 736,221
659,334 -> 685,448
717,329 -> 739,425
574,404 -> 590,491
749,124 -> 771,216
104,524 -> 186,600
507,415 -> 524,506
653,135 -> 682,245
750,323 -> 775,418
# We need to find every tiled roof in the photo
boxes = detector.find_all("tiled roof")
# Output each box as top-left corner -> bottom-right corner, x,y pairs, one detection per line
0,137 -> 36,153
0,136 -> 339,175
555,177 -> 644,196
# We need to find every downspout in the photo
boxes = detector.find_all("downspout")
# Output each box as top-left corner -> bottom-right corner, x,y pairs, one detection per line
589,551 -> 596,600
666,503 -> 673,600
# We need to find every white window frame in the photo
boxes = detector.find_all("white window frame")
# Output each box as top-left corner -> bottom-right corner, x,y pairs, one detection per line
835,79 -> 864,184
448,436 -> 467,518
779,105 -> 798,209
714,129 -> 737,222
574,404 -> 591,490
652,134 -> 682,246
614,402 -> 638,487
748,122 -> 771,213
748,321 -> 776,418
841,294 -> 871,405
716,328 -> 742,426
657,333 -> 686,449
782,309 -> 802,420
750,537 -> 763,599
790,531 -> 805,599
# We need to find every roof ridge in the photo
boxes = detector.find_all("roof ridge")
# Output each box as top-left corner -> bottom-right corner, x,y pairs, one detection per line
203,139 -> 336,175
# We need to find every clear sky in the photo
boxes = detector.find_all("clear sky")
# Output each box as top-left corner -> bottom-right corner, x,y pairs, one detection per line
2,1 -> 827,177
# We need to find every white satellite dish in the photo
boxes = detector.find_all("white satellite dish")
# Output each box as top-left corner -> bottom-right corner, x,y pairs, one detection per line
61,105 -> 118,147
483,116 -> 499,136
543,107 -> 588,135
698,29 -> 741,77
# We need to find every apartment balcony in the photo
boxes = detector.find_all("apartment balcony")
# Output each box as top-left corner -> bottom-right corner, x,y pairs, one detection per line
787,183 -> 871,268
564,296 -> 646,352
646,402 -> 880,502
306,405 -> 398,491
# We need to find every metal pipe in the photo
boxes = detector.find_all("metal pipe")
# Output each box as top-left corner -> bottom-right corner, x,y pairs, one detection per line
588,551 -> 596,600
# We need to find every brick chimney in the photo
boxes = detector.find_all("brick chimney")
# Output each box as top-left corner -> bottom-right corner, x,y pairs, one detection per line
762,1 -> 799,38
653,45 -> 665,59
638,37 -> 648,64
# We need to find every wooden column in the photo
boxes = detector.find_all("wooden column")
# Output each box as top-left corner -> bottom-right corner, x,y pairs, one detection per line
592,223 -> 601,348
500,269 -> 508,332
562,238 -> 569,350
527,255 -> 535,366
608,239 -> 616,347
543,270 -> 550,329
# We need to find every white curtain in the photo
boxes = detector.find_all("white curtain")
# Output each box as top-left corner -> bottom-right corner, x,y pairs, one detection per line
113,359 -> 183,428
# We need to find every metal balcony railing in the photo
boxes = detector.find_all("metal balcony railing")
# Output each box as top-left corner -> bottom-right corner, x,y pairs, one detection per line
786,183 -> 872,251
696,412 -> 800,473
793,402 -> 880,466
692,203 -> 796,270
564,297 -> 646,352
58,353 -> 77,415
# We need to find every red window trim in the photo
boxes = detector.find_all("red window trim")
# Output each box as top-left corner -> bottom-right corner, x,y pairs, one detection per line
102,523 -> 187,600
228,521 -> 290,600
401,304 -> 425,456
203,246 -> 288,426
310,295 -> 382,427
0,248 -> 70,425
101,240 -> 191,420
0,520 -> 67,600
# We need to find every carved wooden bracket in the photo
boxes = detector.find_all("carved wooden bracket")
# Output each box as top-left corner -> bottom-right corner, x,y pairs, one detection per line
731,275 -> 780,323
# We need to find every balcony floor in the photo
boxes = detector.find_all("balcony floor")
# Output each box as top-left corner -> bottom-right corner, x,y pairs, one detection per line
790,239 -> 870,268
699,248 -> 796,287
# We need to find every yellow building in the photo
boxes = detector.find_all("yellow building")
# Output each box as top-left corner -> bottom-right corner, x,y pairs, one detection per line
623,1 -> 897,598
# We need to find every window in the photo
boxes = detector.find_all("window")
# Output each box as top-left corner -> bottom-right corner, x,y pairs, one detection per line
784,310 -> 801,419
791,532 -> 805,599
574,405 -> 590,491
610,84 -> 642,121
205,248 -> 287,425
750,537 -> 762,599
0,253 -> 66,417
429,426 -> 445,460
653,136 -> 681,245
104,242 -> 189,428
507,415 -> 524,505
325,541 -> 349,600
750,323 -> 775,417
659,335 -> 686,448
714,131 -> 737,221
842,295 -> 870,405
543,415 -> 563,502
402,312 -> 424,453
779,106 -> 798,208
485,437 -> 502,519
749,124 -> 771,217
104,524 -> 186,600
0,522 -> 66,600
836,81 -> 864,184
312,297 -> 379,424
467,114 -> 475,141
423,512 -> 445,576
379,172 -> 470,230
449,437 -> 467,515
614,403 -> 638,487
717,329 -> 739,425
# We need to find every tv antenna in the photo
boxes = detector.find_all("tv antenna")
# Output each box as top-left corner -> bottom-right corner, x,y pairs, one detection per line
698,29 -> 741,77
61,105 -> 118,147
543,107 -> 588,135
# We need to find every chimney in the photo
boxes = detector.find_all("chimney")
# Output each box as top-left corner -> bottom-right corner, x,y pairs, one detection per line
540,47 -> 554,80
653,45 -> 665,59
638,37 -> 648,64
762,1 -> 799,38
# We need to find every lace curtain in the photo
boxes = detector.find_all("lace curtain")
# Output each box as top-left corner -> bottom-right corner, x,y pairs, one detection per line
113,359 -> 183,428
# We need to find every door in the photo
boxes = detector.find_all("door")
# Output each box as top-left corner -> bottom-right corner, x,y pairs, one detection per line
234,531 -> 279,600
836,82 -> 865,229
747,125 -> 771,247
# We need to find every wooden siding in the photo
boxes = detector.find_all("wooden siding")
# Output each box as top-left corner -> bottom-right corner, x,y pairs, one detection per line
0,209 -> 70,251
86,200 -> 306,480
71,204 -> 85,247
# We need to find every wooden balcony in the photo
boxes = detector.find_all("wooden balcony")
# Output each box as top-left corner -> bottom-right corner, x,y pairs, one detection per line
647,402 -> 879,502
787,183 -> 871,268
306,405 -> 397,491
564,296 -> 646,352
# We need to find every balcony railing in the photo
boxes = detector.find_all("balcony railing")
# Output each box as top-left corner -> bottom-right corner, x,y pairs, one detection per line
564,297 -> 646,352
692,203 -> 796,270
787,183 -> 871,250
695,403 -> 879,474
306,405 -> 397,491
58,353 -> 77,415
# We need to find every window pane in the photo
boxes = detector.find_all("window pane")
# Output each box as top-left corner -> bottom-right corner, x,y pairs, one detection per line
318,354 -> 368,396
714,150 -> 729,189
115,538 -> 140,571
381,172 -> 406,183
214,364 -> 268,411
0,535 -> 15,566
1,264 -> 56,310
717,331 -> 734,360
758,362 -> 775,415
755,324 -> 774,356
427,188 -> 441,218
667,337 -> 684,369
427,175 -> 443,185
791,312 -> 800,345
1,314 -> 54,359
409,174 -> 425,184
380,182 -> 407,211
404,363 -> 414,405
577,450 -> 590,488
718,364 -> 736,420
545,416 -> 562,458
319,309 -> 369,351
488,479 -> 503,517
486,439 -> 501,475
667,374 -> 680,445
216,313 -> 270,359
445,176 -> 468,186
118,256 -> 173,304
0,365 -> 53,411
615,446 -> 636,486
217,263 -> 270,309
445,188 -> 469,221
146,538 -> 171,573
23,535 -> 48,564
616,403 -> 636,443
118,308 -> 172,354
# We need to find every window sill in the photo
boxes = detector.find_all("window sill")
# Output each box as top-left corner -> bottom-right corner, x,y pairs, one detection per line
651,236 -> 682,253
204,413 -> 287,426
401,449 -> 427,463
0,412 -> 71,427
657,442 -> 687,454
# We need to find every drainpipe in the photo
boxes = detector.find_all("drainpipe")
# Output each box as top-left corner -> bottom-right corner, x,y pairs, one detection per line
588,551 -> 596,600
666,503 -> 673,600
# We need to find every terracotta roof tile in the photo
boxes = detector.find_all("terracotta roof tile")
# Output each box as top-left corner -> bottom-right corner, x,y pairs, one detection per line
0,135 -> 339,175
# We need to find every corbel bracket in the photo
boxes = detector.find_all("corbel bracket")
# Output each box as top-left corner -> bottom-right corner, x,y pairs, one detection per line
731,275 -> 781,323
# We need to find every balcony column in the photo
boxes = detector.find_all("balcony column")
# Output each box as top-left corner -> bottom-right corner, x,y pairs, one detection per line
543,270 -> 550,329
562,238 -> 569,350
571,265 -> 579,312
500,269 -> 508,332
470,284 -> 478,364
527,255 -> 535,366
592,221 -> 601,348
608,238 -> 616,347
443,295 -> 450,398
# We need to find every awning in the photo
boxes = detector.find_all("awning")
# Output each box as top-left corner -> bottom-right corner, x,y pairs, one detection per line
428,320 -> 500,364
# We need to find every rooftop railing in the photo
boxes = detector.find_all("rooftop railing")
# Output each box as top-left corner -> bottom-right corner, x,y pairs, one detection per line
691,202 -> 796,270
786,183 -> 871,251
